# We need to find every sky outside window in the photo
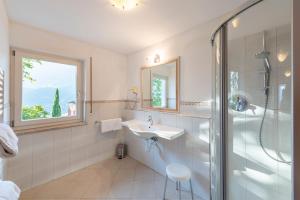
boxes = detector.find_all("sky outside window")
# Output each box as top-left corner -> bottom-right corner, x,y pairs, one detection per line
22,58 -> 77,120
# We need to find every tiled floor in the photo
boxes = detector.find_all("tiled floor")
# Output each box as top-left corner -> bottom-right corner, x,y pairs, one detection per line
20,157 -> 202,200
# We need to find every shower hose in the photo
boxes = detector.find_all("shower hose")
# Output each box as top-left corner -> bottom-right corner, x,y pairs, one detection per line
259,73 -> 292,164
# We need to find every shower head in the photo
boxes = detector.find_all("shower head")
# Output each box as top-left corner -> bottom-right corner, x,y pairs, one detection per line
255,50 -> 270,59
255,31 -> 271,62
255,50 -> 271,73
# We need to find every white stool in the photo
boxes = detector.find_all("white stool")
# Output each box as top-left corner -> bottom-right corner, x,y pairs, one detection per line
163,163 -> 194,200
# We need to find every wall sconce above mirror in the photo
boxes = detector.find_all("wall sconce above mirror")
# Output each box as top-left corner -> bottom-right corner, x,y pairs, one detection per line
141,57 -> 180,112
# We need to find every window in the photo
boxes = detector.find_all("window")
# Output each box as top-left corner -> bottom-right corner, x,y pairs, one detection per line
229,71 -> 239,95
11,49 -> 85,132
151,74 -> 168,108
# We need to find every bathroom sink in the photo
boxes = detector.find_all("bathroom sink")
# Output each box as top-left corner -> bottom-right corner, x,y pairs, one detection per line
126,122 -> 157,139
122,120 -> 184,140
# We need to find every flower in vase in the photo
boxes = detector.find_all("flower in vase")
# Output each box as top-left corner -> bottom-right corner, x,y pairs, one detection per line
129,86 -> 138,95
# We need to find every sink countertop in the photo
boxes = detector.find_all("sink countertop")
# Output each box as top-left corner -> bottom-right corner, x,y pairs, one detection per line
122,120 -> 185,140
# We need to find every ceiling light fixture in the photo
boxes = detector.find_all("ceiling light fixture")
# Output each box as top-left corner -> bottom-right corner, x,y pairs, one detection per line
111,0 -> 139,11
154,54 -> 160,63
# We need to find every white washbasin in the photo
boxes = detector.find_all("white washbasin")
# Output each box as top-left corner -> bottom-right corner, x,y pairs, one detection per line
122,120 -> 184,140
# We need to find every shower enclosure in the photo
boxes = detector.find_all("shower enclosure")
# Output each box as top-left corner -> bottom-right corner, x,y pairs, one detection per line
210,0 -> 292,200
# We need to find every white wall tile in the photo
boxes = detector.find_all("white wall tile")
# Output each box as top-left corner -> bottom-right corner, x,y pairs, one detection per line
6,134 -> 33,190
177,115 -> 193,133
133,110 -> 145,121
32,131 -> 54,187
70,125 -> 92,172
122,109 -> 134,121
53,128 -> 72,179
161,113 -> 177,127
149,111 -> 161,124
7,103 -> 124,191
123,110 -> 211,199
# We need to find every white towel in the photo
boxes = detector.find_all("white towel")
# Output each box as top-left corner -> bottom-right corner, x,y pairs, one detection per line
101,118 -> 122,133
0,181 -> 21,200
0,124 -> 18,158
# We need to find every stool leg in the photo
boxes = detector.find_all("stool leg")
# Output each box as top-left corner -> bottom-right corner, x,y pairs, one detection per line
163,175 -> 168,200
189,179 -> 194,200
178,181 -> 182,200
176,181 -> 179,190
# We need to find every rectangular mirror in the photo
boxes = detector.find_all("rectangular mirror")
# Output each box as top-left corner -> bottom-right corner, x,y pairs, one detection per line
141,57 -> 179,112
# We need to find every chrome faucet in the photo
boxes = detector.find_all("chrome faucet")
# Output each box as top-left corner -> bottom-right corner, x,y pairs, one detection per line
147,115 -> 153,127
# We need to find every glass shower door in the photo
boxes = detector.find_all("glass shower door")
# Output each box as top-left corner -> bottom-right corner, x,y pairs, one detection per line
211,0 -> 292,200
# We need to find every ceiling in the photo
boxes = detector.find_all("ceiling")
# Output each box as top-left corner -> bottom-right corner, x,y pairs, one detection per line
4,0 -> 247,54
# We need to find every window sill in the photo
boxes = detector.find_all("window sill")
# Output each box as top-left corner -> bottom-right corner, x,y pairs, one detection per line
14,121 -> 87,135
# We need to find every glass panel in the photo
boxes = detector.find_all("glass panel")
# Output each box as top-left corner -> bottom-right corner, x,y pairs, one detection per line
211,30 -> 222,200
226,0 -> 292,200
21,57 -> 77,121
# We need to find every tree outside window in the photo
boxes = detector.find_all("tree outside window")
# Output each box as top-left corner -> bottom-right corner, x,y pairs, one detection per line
21,57 -> 75,121
152,77 -> 162,107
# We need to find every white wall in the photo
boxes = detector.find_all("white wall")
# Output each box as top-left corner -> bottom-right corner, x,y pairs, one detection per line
123,18 -> 224,200
127,18 -> 220,107
10,22 -> 128,101
0,0 -> 10,180
6,22 -> 128,190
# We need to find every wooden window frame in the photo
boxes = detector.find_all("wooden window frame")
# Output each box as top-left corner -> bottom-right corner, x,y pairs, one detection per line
10,48 -> 86,134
